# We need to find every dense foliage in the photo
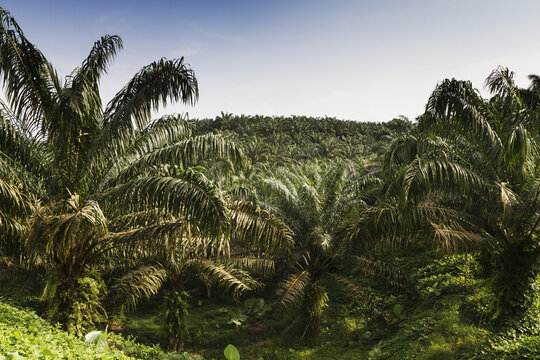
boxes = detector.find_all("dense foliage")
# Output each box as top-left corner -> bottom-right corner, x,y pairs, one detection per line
0,298 -> 203,359
0,6 -> 539,360
197,113 -> 412,164
0,7 -> 290,352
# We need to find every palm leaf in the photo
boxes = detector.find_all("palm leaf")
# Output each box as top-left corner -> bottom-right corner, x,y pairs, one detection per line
185,259 -> 259,297
0,8 -> 55,129
109,264 -> 167,311
222,257 -> 275,277
424,78 -> 503,158
79,35 -> 123,85
98,172 -> 228,237
110,134 -> 243,186
103,57 -> 198,135
350,204 -> 496,253
89,116 -> 194,192
0,177 -> 31,217
352,256 -> 412,293
228,200 -> 294,252
329,273 -> 390,322
277,270 -> 310,307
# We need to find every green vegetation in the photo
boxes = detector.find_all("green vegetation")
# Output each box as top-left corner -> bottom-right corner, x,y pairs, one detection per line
0,298 -> 202,359
0,5 -> 539,360
197,113 -> 412,165
0,6 -> 289,353
261,162 -> 408,332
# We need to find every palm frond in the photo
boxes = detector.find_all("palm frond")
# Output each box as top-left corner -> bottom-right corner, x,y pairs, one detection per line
0,110 -> 49,193
98,172 -> 228,237
26,195 -> 108,265
90,115 -> 194,192
485,66 -> 521,103
228,200 -> 294,252
103,57 -> 198,135
0,211 -> 27,247
101,220 -> 186,256
0,8 -> 55,129
261,178 -> 298,204
329,273 -> 390,322
320,162 -> 346,217
186,260 -> 259,297
49,71 -> 102,188
108,209 -> 171,231
349,175 -> 383,195
0,177 -> 31,217
505,123 -> 532,175
80,35 -> 123,85
352,256 -> 413,293
350,204 -> 496,253
424,78 -> 503,157
110,134 -> 243,186
400,157 -> 491,206
298,183 -> 320,223
102,221 -> 228,261
277,270 -> 310,307
222,257 -> 275,277
109,264 -> 167,311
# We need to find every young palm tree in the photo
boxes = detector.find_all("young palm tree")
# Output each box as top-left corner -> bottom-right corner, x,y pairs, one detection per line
259,162 -> 408,335
0,8 -> 292,336
353,67 -> 540,320
105,194 -> 292,351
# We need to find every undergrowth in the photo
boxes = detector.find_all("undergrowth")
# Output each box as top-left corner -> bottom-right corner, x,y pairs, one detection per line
3,249 -> 540,359
0,298 -> 201,359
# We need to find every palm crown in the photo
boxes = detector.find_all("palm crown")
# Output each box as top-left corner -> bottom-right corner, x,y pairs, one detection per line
258,162 -> 407,333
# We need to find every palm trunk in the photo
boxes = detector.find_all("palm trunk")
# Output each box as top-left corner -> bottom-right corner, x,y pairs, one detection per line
48,263 -> 104,336
302,279 -> 327,335
165,277 -> 190,352
495,243 -> 538,322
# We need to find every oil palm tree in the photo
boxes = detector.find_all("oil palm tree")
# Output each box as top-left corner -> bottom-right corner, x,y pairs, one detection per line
0,7 -> 292,336
353,67 -> 540,320
259,162 -> 408,334
104,193 -> 292,351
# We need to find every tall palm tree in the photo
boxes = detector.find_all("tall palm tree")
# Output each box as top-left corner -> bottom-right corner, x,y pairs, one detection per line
0,7 -> 292,336
354,67 -> 540,320
259,162 -> 408,335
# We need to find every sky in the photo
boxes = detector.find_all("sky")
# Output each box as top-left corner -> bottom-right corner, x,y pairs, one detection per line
3,0 -> 540,122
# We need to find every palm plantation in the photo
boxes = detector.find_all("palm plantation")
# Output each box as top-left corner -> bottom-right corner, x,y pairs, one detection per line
0,5 -> 540,360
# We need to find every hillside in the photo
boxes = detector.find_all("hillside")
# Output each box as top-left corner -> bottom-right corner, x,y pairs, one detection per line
0,298 -> 135,359
196,114 -> 412,164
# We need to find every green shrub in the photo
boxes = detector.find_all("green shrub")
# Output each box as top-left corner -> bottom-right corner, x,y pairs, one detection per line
0,297 -> 203,360
0,298 -> 131,359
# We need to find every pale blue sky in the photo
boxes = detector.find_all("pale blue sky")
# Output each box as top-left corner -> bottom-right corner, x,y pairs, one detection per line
3,0 -> 540,122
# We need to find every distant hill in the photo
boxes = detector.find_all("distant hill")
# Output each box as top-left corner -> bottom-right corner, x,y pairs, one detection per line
196,113 -> 412,164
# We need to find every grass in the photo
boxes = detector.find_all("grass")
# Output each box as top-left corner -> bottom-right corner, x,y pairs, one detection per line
0,296 -> 202,360
119,292 -> 486,360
